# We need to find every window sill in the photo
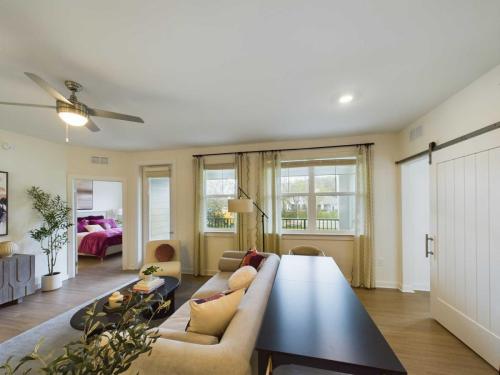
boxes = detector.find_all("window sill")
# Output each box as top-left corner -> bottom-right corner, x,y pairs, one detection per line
204,231 -> 235,237
282,232 -> 354,240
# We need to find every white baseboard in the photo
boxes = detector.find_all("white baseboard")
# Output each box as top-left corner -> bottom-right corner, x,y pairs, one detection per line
375,281 -> 401,289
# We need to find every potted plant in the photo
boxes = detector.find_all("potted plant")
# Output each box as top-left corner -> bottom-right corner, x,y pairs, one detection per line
142,265 -> 161,282
0,293 -> 170,374
27,186 -> 72,292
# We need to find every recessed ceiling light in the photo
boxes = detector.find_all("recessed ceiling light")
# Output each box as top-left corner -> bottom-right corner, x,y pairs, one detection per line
338,94 -> 354,104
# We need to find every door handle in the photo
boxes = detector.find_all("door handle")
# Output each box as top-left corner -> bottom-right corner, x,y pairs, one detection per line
425,234 -> 434,257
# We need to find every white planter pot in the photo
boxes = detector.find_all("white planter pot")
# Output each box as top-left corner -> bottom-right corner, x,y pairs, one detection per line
41,272 -> 63,292
144,274 -> 153,282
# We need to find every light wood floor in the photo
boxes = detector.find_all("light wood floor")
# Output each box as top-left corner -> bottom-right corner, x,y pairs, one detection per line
0,254 -> 137,343
0,260 -> 496,374
355,288 -> 497,375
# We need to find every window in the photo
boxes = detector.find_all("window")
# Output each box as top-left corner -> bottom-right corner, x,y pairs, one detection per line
204,166 -> 236,231
280,159 -> 356,233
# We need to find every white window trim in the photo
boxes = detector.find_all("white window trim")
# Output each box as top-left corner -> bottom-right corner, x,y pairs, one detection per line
280,162 -> 355,235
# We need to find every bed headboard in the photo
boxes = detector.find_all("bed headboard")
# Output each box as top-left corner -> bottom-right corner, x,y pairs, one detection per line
76,210 -> 107,219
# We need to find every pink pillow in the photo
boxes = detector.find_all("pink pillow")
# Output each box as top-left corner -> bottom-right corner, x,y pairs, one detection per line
77,219 -> 89,233
155,244 -> 175,262
89,218 -> 117,229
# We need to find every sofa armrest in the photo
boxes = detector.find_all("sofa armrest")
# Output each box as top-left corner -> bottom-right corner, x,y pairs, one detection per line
222,250 -> 245,259
218,257 -> 242,272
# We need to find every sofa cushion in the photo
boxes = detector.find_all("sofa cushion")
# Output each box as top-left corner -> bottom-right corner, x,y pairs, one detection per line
191,272 -> 231,299
159,300 -> 191,331
187,289 -> 245,337
156,327 -> 219,345
155,244 -> 175,262
228,266 -> 257,291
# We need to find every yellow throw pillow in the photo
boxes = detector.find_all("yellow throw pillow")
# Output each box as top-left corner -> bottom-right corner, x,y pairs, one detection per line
187,289 -> 244,337
228,265 -> 257,291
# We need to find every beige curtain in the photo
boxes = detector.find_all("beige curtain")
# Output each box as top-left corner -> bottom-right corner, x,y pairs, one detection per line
257,151 -> 282,254
193,156 -> 205,276
351,145 -> 374,288
235,153 -> 252,250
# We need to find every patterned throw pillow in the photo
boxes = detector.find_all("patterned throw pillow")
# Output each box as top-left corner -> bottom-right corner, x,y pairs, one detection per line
240,249 -> 265,270
155,244 -> 175,262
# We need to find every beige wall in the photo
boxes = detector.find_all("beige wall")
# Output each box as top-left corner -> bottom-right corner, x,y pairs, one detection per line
399,63 -> 500,159
1,128 -> 402,288
128,133 -> 401,287
0,129 -> 68,284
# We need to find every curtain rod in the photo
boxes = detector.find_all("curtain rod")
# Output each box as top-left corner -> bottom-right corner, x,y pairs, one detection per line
192,142 -> 374,158
395,120 -> 500,165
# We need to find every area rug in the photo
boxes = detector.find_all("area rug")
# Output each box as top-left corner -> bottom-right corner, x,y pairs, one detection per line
0,275 -> 205,370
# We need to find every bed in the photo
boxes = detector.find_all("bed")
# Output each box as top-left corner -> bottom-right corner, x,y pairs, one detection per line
77,215 -> 123,259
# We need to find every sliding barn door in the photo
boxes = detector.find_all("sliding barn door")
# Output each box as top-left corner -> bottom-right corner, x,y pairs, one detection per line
430,133 -> 500,369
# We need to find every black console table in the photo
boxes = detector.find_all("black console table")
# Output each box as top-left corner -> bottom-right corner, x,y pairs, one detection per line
0,254 -> 36,305
256,255 -> 407,374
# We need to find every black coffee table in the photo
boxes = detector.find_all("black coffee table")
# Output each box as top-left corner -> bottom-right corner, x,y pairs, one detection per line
70,276 -> 180,331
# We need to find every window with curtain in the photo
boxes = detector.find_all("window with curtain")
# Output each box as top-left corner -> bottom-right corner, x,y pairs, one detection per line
280,158 -> 356,233
204,165 -> 236,231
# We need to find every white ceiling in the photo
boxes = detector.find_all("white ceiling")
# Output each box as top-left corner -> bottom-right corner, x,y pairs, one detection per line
1,0 -> 500,150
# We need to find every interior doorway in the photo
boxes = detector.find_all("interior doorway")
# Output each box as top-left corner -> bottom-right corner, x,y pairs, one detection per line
69,177 -> 125,278
401,156 -> 430,292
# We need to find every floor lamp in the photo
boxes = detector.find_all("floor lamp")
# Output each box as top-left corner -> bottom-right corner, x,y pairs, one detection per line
228,187 -> 269,252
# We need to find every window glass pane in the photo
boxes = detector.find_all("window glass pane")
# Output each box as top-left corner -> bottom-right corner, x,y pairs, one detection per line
281,167 -> 309,194
205,169 -> 236,195
316,195 -> 355,231
336,165 -> 356,192
314,166 -> 336,193
281,195 -> 308,230
206,197 -> 235,229
148,177 -> 171,240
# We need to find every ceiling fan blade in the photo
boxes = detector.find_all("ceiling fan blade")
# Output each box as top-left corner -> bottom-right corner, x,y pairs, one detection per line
0,101 -> 56,109
24,72 -> 72,105
88,107 -> 144,123
85,118 -> 100,132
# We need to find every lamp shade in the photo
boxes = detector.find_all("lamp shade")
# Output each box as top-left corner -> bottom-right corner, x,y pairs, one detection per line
228,198 -> 254,213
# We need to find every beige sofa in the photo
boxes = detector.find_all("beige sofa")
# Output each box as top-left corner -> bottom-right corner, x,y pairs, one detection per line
126,250 -> 280,375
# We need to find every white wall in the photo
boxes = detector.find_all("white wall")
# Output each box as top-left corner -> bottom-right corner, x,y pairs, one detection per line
0,129 -> 68,284
399,63 -> 500,158
77,180 -> 122,214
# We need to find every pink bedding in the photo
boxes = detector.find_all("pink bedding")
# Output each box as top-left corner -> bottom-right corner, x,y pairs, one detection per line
78,228 -> 122,258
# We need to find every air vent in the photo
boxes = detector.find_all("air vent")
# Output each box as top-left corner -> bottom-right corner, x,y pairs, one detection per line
91,156 -> 109,165
409,126 -> 423,141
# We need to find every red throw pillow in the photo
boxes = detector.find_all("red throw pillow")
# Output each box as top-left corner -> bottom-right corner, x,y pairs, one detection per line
155,244 -> 175,262
240,249 -> 265,270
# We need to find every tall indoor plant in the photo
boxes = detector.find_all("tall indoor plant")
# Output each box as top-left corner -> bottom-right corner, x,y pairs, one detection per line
27,186 -> 72,291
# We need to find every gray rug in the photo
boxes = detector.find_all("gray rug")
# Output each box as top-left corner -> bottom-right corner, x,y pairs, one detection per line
0,275 -> 206,370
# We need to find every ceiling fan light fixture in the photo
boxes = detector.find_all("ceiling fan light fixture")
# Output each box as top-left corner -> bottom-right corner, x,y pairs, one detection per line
56,100 -> 88,127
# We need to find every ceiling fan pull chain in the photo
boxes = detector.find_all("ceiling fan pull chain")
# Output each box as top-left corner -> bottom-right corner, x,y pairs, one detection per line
65,123 -> 70,143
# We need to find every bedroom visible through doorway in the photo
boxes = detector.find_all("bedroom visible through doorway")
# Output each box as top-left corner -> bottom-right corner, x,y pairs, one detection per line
73,179 -> 124,276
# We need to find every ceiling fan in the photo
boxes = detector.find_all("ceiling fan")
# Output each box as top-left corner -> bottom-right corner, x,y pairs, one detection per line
0,72 -> 144,134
